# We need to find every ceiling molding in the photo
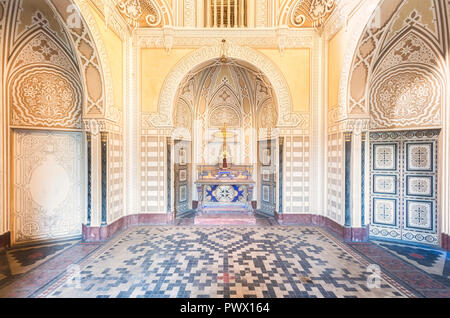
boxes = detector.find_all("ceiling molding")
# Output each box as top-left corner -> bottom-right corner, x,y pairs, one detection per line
133,27 -> 317,51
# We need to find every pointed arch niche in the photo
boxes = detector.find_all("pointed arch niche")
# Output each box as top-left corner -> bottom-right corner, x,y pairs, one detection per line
170,58 -> 279,215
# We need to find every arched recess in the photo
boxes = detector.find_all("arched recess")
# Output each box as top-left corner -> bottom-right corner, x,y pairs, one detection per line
342,0 -> 447,120
1,0 -> 120,244
49,0 -> 127,227
147,44 -> 300,128
48,0 -> 117,119
340,0 -> 449,246
167,57 -> 280,216
336,0 -> 381,118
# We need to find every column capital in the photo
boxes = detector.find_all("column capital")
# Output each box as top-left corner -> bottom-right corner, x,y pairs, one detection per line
338,118 -> 370,136
83,119 -> 106,136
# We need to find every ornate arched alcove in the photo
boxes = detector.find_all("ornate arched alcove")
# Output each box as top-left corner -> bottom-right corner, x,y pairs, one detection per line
0,0 -> 120,244
335,0 -> 449,246
169,57 -> 279,215
145,44 -> 299,128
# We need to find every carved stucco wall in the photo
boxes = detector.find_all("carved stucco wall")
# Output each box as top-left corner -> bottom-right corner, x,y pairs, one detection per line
173,60 -> 278,165
369,66 -> 442,129
0,0 -> 85,243
49,0 -> 111,118
327,0 -> 449,231
10,65 -> 83,129
0,0 -> 125,243
166,50 -> 312,212
87,0 -> 337,29
279,0 -> 335,28
13,130 -> 82,244
6,1 -> 83,130
144,44 -> 301,128
1,0 -> 120,127
345,0 -> 447,126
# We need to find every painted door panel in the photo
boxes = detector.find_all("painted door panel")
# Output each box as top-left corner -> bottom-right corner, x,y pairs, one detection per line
174,140 -> 191,214
369,130 -> 439,245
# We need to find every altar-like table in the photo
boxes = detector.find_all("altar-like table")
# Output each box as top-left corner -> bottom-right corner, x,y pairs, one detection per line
195,164 -> 255,215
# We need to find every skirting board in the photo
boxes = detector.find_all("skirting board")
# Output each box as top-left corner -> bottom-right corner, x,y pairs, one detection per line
275,213 -> 369,242
442,233 -> 450,252
0,231 -> 11,250
82,213 -> 175,242
82,211 -> 449,250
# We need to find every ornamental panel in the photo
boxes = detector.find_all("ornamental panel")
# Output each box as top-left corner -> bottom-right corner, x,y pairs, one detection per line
405,176 -> 433,197
372,198 -> 397,226
11,67 -> 82,129
372,175 -> 397,195
406,142 -> 433,172
405,200 -> 433,231
372,143 -> 397,171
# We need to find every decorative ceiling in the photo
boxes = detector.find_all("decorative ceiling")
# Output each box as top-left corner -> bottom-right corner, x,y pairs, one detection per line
89,0 -> 171,28
88,0 -> 336,29
283,0 -> 336,28
116,0 -> 171,28
174,58 -> 278,127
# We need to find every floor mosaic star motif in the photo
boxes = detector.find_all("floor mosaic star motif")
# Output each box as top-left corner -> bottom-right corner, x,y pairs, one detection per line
37,226 -> 411,298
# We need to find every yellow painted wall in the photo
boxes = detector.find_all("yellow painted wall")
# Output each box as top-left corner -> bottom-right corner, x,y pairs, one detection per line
141,49 -> 195,113
140,48 -> 310,114
328,28 -> 346,109
88,3 -> 124,110
258,49 -> 310,113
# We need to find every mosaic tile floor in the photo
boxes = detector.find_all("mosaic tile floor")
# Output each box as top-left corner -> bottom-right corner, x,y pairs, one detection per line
0,224 -> 449,298
0,240 -> 102,298
36,226 -> 413,298
349,240 -> 450,297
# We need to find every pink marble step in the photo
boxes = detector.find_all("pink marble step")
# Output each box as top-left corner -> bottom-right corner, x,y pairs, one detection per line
194,213 -> 256,225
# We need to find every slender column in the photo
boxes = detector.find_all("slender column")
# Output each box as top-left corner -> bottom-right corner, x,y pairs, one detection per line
207,0 -> 211,27
278,137 -> 284,214
274,137 -> 279,215
344,132 -> 352,227
125,42 -> 139,217
240,0 -> 245,26
167,138 -> 172,213
251,127 -> 258,202
86,132 -> 92,225
350,131 -> 362,229
234,0 -> 238,27
214,0 -> 218,27
441,45 -> 450,250
227,0 -> 231,27
89,125 -> 102,227
192,119 -> 201,201
441,12 -> 450,251
220,0 -> 224,27
101,132 -> 108,225
197,0 -> 204,27
248,0 -> 254,27
361,132 -> 366,226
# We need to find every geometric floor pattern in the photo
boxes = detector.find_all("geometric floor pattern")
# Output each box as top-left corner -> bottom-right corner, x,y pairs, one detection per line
375,241 -> 450,281
0,240 -> 79,287
1,224 -> 449,298
36,226 -> 412,298
0,241 -> 101,298
350,240 -> 450,298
